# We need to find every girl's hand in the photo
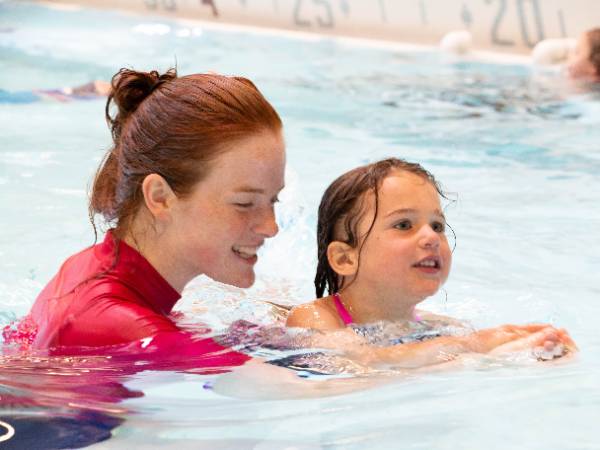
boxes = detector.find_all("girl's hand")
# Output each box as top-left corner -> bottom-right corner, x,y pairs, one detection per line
462,324 -> 544,353
467,324 -> 577,357
488,327 -> 563,359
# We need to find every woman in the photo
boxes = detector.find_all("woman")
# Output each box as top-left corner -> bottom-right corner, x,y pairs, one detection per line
13,67 -> 285,369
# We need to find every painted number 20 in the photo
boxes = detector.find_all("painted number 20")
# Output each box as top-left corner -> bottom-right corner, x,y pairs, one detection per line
489,0 -> 545,48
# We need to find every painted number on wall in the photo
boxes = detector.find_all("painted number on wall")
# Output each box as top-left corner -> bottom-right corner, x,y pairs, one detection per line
487,0 -> 545,47
293,0 -> 334,28
516,0 -> 544,46
143,0 -> 219,16
144,0 -> 177,11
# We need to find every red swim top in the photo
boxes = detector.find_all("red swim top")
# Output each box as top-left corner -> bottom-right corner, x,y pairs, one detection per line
16,231 -> 250,370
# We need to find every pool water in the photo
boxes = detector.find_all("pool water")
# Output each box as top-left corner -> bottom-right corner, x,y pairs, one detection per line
1,1 -> 600,449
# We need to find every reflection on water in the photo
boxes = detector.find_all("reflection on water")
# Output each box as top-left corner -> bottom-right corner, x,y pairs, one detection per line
0,333 -> 250,449
0,353 -> 132,449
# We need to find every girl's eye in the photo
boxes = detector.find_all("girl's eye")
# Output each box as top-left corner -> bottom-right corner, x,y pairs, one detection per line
270,196 -> 280,205
234,202 -> 253,208
432,221 -> 446,233
394,220 -> 412,230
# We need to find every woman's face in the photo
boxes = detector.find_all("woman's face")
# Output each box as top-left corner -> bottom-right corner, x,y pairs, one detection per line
169,130 -> 285,288
568,33 -> 597,80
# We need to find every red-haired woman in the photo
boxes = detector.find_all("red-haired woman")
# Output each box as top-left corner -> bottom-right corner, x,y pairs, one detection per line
12,68 -> 285,370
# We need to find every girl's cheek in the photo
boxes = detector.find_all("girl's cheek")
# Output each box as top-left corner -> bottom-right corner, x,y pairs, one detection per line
443,246 -> 453,269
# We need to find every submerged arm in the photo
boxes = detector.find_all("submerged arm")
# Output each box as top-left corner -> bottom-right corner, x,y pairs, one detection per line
212,358 -> 390,400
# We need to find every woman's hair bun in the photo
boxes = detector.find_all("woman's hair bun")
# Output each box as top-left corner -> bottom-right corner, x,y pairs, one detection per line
105,68 -> 177,141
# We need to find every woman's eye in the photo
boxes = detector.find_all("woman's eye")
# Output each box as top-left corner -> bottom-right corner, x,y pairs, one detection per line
234,202 -> 253,208
432,221 -> 446,233
394,220 -> 412,230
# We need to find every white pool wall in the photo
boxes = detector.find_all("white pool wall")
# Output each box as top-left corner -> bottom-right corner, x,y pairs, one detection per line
40,0 -> 600,54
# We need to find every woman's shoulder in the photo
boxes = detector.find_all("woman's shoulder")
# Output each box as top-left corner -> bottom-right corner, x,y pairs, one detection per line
286,296 -> 343,330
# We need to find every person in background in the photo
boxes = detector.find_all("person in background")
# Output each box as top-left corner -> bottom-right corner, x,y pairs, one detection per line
567,28 -> 600,82
0,80 -> 111,103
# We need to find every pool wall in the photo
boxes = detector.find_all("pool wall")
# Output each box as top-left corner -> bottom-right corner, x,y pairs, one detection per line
40,0 -> 599,53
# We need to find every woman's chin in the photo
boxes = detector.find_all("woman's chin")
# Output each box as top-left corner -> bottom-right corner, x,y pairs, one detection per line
228,273 -> 256,289
206,270 -> 255,289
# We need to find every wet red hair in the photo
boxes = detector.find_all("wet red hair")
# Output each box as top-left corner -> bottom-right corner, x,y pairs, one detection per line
90,68 -> 282,237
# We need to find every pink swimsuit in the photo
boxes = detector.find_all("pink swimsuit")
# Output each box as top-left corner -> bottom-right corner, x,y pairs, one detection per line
332,292 -> 354,325
332,292 -> 422,325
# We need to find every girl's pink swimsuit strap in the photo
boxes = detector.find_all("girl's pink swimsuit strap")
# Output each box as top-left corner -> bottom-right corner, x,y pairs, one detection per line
332,292 -> 353,325
332,292 -> 422,325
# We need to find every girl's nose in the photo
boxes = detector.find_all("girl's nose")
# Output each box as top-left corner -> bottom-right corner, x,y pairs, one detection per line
255,207 -> 279,238
418,225 -> 440,249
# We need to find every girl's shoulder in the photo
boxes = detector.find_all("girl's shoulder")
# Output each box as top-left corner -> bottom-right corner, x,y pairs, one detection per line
286,297 -> 344,330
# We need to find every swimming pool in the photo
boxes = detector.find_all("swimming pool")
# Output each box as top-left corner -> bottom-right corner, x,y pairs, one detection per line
1,1 -> 599,448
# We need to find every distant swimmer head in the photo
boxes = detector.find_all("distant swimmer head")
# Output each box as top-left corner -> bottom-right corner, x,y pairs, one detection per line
91,68 -> 285,289
567,28 -> 600,81
531,38 -> 576,65
439,30 -> 473,55
314,158 -> 453,305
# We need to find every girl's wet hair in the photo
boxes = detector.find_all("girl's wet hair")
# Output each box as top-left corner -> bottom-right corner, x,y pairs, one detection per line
314,158 -> 447,298
587,28 -> 600,75
90,67 -> 282,238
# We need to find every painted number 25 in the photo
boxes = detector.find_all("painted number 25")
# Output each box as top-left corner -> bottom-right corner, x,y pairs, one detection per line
293,0 -> 334,28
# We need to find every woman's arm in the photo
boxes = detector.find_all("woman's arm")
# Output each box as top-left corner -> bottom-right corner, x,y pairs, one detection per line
212,358 -> 390,400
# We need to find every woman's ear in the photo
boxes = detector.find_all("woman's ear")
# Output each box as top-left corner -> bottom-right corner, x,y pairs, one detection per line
141,173 -> 176,221
327,241 -> 358,277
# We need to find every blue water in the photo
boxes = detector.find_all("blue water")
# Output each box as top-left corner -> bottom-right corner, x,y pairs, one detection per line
1,1 -> 600,449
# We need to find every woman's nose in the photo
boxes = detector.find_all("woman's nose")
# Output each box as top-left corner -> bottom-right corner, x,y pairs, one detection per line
254,207 -> 279,238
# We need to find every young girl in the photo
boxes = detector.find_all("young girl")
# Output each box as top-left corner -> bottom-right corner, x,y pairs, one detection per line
286,158 -> 575,367
567,28 -> 600,82
6,67 -> 285,370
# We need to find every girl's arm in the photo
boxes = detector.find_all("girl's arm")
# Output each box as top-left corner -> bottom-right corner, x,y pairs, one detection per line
212,326 -> 575,400
355,325 -> 571,368
287,301 -> 575,369
295,324 -> 573,369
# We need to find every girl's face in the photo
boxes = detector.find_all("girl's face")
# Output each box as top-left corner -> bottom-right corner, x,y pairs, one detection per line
167,130 -> 285,288
568,33 -> 597,80
351,170 -> 451,304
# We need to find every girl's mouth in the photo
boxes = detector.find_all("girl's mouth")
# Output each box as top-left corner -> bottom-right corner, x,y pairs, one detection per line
413,256 -> 441,272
